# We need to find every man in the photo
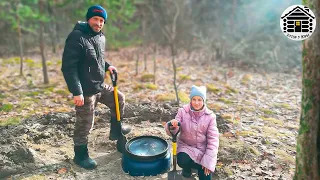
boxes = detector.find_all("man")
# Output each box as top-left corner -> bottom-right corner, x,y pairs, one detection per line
61,5 -> 131,170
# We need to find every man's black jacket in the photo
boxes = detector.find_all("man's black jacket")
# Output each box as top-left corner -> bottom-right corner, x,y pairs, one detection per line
61,22 -> 110,96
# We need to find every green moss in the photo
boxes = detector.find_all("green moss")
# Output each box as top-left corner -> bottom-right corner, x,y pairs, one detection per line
44,87 -> 55,92
179,74 -> 191,81
145,83 -> 158,90
0,93 -> 6,99
25,58 -> 35,67
56,60 -> 62,65
0,104 -> 13,112
26,91 -> 40,97
54,89 -> 70,96
299,118 -> 309,135
176,67 -> 183,71
46,61 -> 53,66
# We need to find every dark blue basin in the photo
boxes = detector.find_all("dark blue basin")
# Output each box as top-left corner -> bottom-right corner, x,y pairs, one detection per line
122,135 -> 171,176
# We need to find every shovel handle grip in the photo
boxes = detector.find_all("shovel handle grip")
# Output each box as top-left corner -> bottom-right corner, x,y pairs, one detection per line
110,70 -> 117,87
168,122 -> 181,138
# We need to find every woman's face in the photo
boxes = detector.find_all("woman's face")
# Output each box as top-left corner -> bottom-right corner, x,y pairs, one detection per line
191,96 -> 204,111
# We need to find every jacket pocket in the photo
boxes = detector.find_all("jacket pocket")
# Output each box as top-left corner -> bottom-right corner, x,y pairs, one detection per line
89,66 -> 104,82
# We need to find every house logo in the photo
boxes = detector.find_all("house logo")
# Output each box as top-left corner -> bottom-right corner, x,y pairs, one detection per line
280,5 -> 316,41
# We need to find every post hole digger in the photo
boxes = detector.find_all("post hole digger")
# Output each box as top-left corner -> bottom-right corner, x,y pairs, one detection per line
168,121 -> 183,180
109,70 -> 131,153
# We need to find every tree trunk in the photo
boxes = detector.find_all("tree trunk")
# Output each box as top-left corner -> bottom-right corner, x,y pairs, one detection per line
171,43 -> 179,105
47,1 -> 57,53
144,52 -> 147,71
153,45 -> 157,84
294,1 -> 320,179
39,0 -> 49,84
135,49 -> 139,76
16,13 -> 24,76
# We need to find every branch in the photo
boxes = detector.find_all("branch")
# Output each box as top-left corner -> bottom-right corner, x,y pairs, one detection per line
171,0 -> 180,41
146,3 -> 171,41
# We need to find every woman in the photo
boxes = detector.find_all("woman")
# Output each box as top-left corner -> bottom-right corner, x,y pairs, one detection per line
165,85 -> 219,179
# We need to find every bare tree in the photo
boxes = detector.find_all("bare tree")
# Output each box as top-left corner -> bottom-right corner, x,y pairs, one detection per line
294,1 -> 320,179
15,3 -> 24,76
39,0 -> 49,84
153,45 -> 157,84
147,0 -> 181,104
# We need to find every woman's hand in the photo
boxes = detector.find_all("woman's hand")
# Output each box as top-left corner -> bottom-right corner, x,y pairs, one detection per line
169,119 -> 179,128
202,166 -> 211,176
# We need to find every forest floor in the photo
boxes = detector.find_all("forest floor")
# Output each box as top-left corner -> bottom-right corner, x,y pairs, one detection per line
0,48 -> 301,180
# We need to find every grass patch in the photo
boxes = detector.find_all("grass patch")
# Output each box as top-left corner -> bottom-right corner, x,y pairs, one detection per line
178,91 -> 190,103
259,108 -> 274,115
0,103 -> 13,112
132,83 -> 145,91
221,114 -> 233,119
237,106 -> 255,112
206,84 -> 221,94
25,58 -> 35,67
219,136 -> 256,162
26,91 -> 40,97
44,87 -> 55,92
0,93 -> 6,99
54,89 -> 70,96
155,93 -> 176,102
0,117 -> 21,126
21,174 -> 46,180
141,74 -> 154,82
145,83 -> 158,90
275,149 -> 295,164
287,123 -> 299,130
241,74 -> 253,85
236,131 -> 256,137
3,57 -> 20,65
224,84 -> 238,94
261,117 -> 284,126
56,60 -> 62,65
275,103 -> 293,110
218,98 -> 233,104
263,126 -> 280,137
207,103 -> 226,111
179,74 -> 191,81
176,67 -> 183,71
222,166 -> 233,176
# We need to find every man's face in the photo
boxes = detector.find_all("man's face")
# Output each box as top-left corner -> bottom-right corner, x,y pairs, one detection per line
88,16 -> 105,33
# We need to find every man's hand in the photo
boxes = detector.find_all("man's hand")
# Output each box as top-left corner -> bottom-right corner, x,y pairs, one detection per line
108,66 -> 117,74
74,94 -> 84,106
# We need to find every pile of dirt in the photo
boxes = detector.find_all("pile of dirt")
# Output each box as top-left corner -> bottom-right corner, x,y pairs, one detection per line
0,102 -> 228,179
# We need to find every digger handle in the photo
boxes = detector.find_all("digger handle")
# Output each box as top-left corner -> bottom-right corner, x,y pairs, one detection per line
168,122 -> 181,140
110,70 -> 117,87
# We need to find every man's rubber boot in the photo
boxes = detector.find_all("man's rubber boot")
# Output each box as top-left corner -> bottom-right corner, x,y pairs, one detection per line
109,117 -> 131,140
73,144 -> 97,170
